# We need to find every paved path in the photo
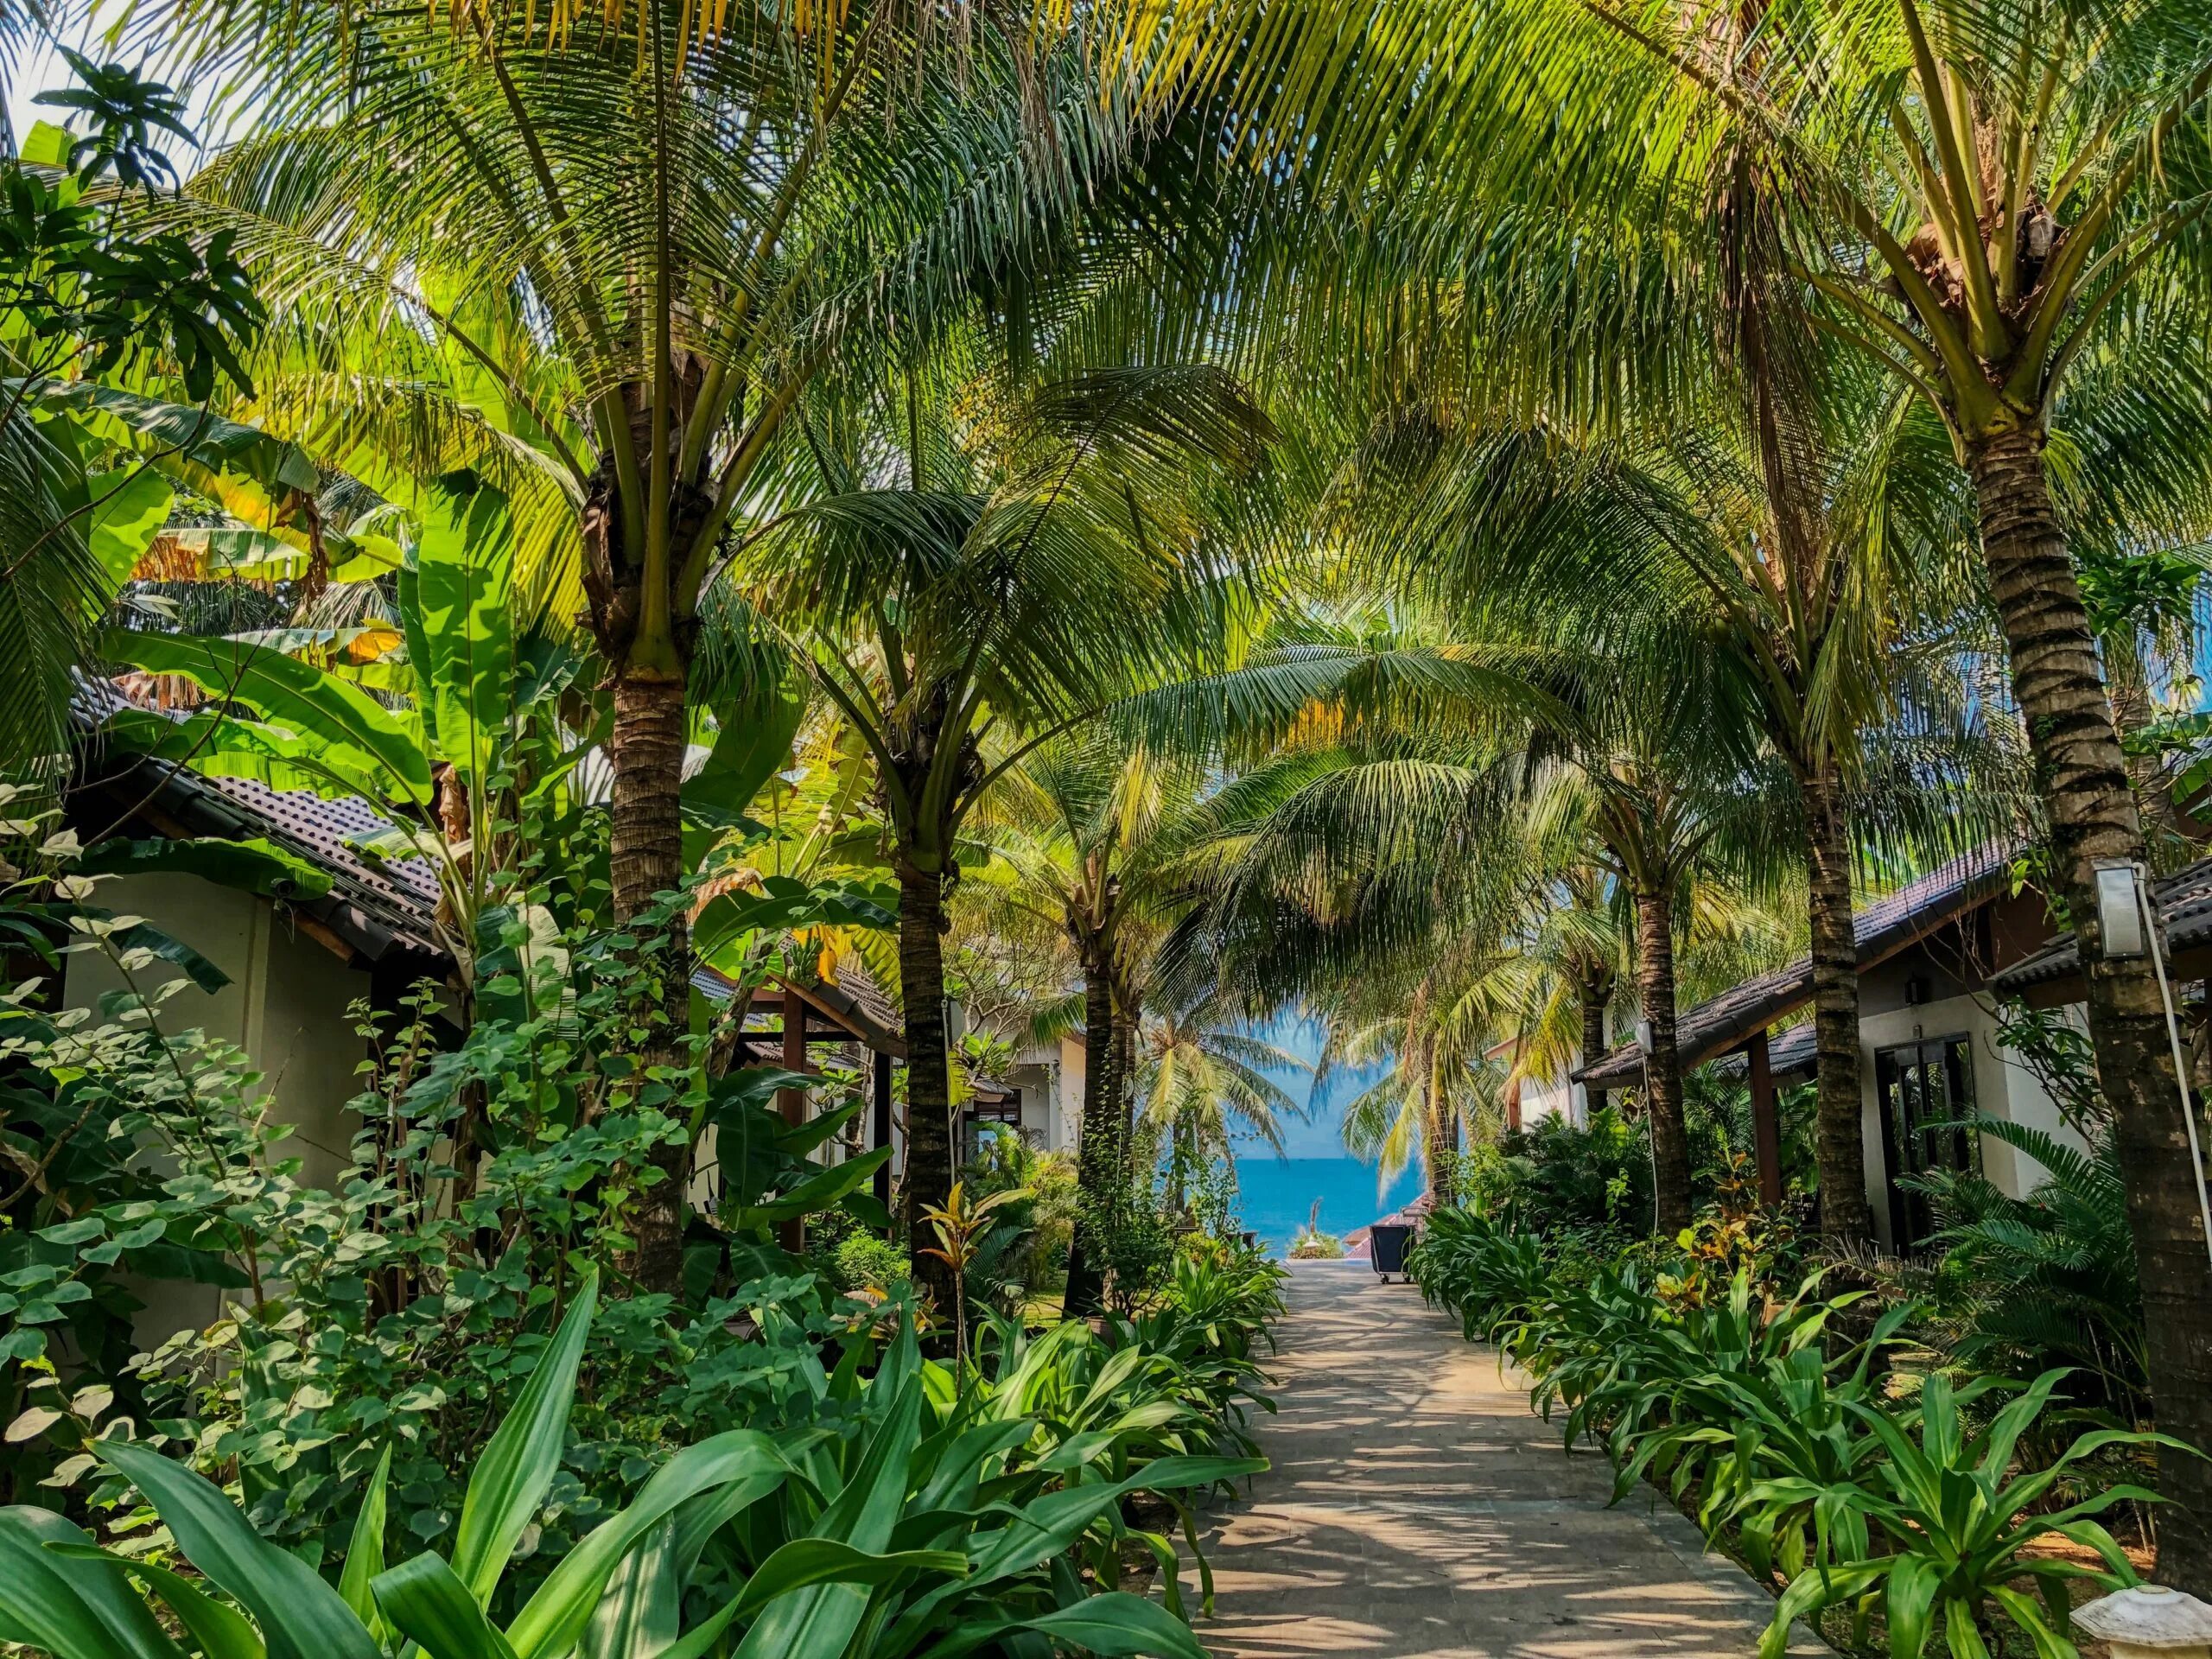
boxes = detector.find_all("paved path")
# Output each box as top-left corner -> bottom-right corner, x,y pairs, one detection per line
1178,1261 -> 1822,1659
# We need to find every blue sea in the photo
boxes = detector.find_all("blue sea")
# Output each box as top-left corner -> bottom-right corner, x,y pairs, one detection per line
1231,1156 -> 1423,1258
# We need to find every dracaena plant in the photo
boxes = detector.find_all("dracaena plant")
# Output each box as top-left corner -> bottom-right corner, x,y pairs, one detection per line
1747,1370 -> 2179,1659
0,1270 -> 1254,1659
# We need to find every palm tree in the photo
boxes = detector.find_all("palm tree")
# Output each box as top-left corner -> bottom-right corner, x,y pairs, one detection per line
1503,862 -> 1626,1122
731,352 -> 1269,1291
1541,732 -> 1774,1233
151,0 -> 1163,1285
1171,599 -> 1816,1230
1319,949 -> 1512,1203
1157,0 -> 2212,1573
1339,361 -> 2007,1242
1135,990 -> 1310,1214
966,734 -> 1204,1306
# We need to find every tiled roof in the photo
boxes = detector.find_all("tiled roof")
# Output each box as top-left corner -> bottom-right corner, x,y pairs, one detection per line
1768,1020 -> 1816,1079
1576,842 -> 2019,1088
73,681 -> 445,962
1989,856 -> 2212,995
691,958 -> 907,1058
1711,1020 -> 1816,1083
835,958 -> 902,1039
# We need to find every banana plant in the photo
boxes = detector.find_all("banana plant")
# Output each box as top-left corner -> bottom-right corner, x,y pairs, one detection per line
0,1272 -> 1234,1659
96,471 -> 833,996
95,476 -> 598,985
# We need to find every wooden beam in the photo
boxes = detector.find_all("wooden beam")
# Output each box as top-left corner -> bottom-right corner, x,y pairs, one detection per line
1747,1028 -> 1783,1207
873,1050 -> 894,1214
285,909 -> 362,967
778,1001 -> 807,1254
758,1026 -> 867,1046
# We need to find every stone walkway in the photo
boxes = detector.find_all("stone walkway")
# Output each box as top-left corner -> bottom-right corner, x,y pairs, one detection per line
1177,1261 -> 1823,1658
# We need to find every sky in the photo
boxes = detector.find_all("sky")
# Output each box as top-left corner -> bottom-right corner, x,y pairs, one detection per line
1234,1007 -> 1389,1161
8,25 -> 248,161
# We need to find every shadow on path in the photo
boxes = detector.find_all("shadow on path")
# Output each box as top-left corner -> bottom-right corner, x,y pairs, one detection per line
1176,1260 -> 1826,1658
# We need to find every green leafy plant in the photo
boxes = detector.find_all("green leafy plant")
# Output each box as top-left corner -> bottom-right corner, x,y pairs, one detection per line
830,1234 -> 909,1295
1408,1210 -> 2186,1659
1910,1112 -> 2145,1421
1,1271 -> 1251,1659
918,1180 -> 1028,1368
1748,1370 -> 2177,1659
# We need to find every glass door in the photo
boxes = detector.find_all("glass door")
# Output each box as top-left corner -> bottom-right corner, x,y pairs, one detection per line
1875,1038 -> 1978,1253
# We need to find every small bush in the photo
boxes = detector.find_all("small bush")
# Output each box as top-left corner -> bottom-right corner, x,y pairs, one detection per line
831,1231 -> 909,1292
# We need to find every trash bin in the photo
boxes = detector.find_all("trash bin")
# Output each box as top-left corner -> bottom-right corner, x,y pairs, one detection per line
1370,1223 -> 1414,1283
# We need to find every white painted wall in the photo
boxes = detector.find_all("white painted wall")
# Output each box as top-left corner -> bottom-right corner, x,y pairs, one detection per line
1000,1038 -> 1087,1153
1006,1036 -> 1084,1152
1854,993 -> 2080,1250
61,873 -> 375,1346
1518,1068 -> 1581,1127
1508,1034 -> 1596,1127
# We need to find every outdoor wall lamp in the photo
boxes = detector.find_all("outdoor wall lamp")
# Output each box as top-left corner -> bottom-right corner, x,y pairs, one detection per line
2093,857 -> 2212,1274
2075,1584 -> 2212,1659
2096,857 -> 2149,957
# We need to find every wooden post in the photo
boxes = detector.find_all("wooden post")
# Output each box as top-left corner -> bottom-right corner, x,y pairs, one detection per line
777,997 -> 807,1254
1748,1027 -> 1783,1206
872,1050 -> 894,1216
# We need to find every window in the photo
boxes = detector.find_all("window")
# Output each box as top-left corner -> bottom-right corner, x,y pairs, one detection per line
1874,1037 -> 1979,1254
964,1090 -> 1022,1160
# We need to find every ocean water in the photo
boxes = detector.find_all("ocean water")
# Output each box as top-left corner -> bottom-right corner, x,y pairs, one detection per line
1232,1156 -> 1423,1258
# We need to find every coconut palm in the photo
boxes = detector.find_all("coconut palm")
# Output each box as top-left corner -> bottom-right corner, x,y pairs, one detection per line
1319,949 -> 1514,1203
1333,353 -> 2015,1241
729,347 -> 1270,1292
1502,861 -> 1626,1121
965,733 -> 1208,1306
149,0 -> 1256,1286
1135,988 -> 1310,1214
1155,0 -> 2212,1571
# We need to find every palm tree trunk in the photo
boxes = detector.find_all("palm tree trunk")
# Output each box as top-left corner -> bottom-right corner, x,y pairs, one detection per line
1114,999 -> 1140,1181
1634,887 -> 1694,1234
896,856 -> 957,1306
1580,970 -> 1611,1118
1804,760 -> 1872,1243
610,670 -> 691,1294
1062,951 -> 1120,1314
1423,1059 -> 1458,1202
1971,423 -> 2212,1590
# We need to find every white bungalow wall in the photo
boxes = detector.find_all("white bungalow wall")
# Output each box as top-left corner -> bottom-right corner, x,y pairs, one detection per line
62,873 -> 370,1187
1517,1069 -> 1583,1127
1853,989 -> 2082,1253
1004,1034 -> 1084,1153
60,872 -> 375,1348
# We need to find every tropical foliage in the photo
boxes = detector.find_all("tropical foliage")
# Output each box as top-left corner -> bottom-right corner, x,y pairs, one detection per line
1410,1208 -> 2173,1658
9,0 -> 2212,1633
